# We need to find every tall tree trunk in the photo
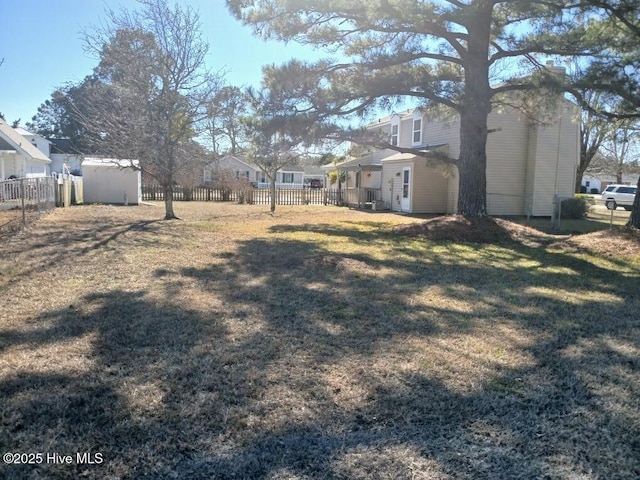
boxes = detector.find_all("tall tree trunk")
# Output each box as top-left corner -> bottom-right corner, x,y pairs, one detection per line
163,182 -> 177,220
270,176 -> 277,213
575,167 -> 586,193
626,176 -> 640,229
457,107 -> 489,217
456,2 -> 491,217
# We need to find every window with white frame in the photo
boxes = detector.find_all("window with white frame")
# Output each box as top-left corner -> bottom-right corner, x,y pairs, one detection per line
282,172 -> 294,183
390,115 -> 400,146
412,111 -> 422,146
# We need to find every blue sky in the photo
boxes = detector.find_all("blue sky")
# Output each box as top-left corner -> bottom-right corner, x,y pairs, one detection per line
0,0 -> 324,127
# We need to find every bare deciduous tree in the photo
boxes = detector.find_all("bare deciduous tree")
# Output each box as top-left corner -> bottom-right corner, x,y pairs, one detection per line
75,0 -> 222,219
206,86 -> 250,156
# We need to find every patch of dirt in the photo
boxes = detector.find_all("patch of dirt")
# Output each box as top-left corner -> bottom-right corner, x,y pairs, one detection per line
392,215 -> 557,247
393,215 -> 640,257
550,228 -> 640,257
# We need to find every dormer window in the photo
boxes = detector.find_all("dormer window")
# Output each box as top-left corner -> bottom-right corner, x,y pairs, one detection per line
412,111 -> 422,146
390,115 -> 400,146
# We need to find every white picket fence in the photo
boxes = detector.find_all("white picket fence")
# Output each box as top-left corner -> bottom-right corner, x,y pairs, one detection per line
0,177 -> 56,234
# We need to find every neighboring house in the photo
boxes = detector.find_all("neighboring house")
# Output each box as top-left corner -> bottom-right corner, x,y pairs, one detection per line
49,138 -> 84,175
206,154 -> 305,188
328,99 -> 579,216
0,120 -> 51,179
581,174 -> 639,194
581,175 -> 602,194
15,127 -> 51,157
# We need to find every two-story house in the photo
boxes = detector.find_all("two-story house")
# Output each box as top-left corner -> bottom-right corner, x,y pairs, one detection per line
328,99 -> 579,217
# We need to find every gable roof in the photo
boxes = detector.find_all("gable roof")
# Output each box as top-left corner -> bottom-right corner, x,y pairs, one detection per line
218,154 -> 305,173
14,127 -> 51,144
323,154 -> 382,172
0,120 -> 51,163
218,154 -> 257,171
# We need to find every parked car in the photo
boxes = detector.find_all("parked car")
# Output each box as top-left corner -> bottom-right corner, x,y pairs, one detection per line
307,179 -> 323,189
601,184 -> 637,210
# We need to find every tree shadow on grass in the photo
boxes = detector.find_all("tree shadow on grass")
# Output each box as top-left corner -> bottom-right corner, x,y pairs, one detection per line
2,218 -> 638,479
170,223 -> 639,478
0,289 -> 241,479
0,215 -> 176,291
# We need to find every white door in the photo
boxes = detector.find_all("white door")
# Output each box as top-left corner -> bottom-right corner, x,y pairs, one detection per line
401,167 -> 411,212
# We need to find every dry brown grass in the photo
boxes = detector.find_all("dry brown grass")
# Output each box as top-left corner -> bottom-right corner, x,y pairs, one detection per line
1,203 -> 639,479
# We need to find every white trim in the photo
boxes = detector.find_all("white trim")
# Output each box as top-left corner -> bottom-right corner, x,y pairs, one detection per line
390,115 -> 400,146
412,111 -> 422,146
401,166 -> 411,212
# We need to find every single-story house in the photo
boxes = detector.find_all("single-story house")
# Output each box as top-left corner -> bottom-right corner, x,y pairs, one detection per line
581,174 -> 639,194
328,97 -> 579,217
0,120 -> 51,179
205,154 -> 305,189
82,157 -> 141,205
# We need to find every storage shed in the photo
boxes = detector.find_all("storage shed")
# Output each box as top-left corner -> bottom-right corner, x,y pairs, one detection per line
82,157 -> 141,205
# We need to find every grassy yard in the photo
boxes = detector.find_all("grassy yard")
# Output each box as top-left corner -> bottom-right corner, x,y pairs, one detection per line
1,203 -> 639,479
512,204 -> 631,235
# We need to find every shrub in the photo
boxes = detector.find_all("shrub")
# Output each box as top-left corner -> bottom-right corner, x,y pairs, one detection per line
561,197 -> 591,219
574,193 -> 595,205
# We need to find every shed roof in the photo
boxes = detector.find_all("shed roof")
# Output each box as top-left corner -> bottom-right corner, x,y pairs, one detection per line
81,157 -> 140,168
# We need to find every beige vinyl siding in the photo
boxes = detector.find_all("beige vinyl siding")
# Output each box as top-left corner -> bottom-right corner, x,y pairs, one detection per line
381,162 -> 404,211
557,105 -> 580,200
399,117 -> 414,147
447,167 -> 459,213
424,117 -> 460,158
421,116 -> 460,214
382,157 -> 449,213
528,103 -> 579,216
411,161 -> 449,213
374,98 -> 579,216
361,171 -> 382,189
525,125 -> 538,204
485,110 -> 530,215
528,124 -> 558,215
